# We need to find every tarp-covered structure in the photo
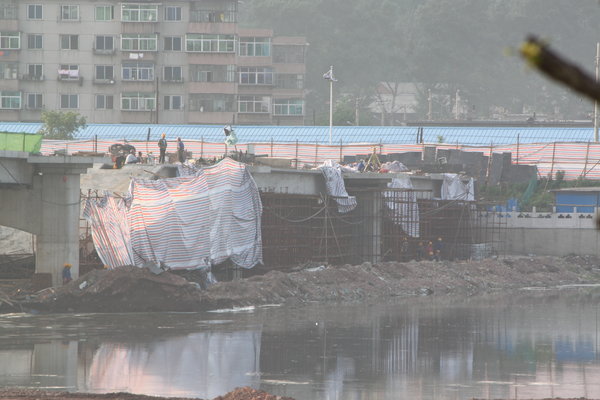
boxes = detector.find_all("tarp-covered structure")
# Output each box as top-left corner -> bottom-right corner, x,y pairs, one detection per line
84,158 -> 263,270
0,132 -> 43,153
441,173 -> 475,201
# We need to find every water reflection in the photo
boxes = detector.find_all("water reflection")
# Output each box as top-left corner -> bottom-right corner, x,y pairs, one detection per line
0,292 -> 598,400
87,331 -> 261,398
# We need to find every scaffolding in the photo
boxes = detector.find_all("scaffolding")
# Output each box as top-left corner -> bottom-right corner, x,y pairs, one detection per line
79,187 -> 507,270
261,189 -> 507,267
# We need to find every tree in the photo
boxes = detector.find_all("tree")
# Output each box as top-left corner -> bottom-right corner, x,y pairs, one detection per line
38,110 -> 87,140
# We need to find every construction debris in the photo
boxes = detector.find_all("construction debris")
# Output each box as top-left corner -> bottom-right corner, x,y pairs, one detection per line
2,255 -> 599,314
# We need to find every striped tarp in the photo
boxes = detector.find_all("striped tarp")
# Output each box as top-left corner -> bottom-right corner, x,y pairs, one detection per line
318,161 -> 357,213
84,158 -> 262,270
42,139 -> 600,180
83,194 -> 134,268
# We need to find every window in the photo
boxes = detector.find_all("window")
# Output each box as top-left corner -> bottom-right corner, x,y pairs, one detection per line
239,67 -> 273,85
60,94 -> 78,109
121,34 -> 157,51
185,34 -> 234,53
164,6 -> 181,21
273,99 -> 304,116
95,5 -> 114,21
164,36 -> 182,51
27,64 -> 43,79
189,2 -> 236,22
0,2 -> 17,19
95,65 -> 114,80
164,95 -> 182,110
0,91 -> 20,109
58,64 -> 79,80
26,93 -> 42,109
95,36 -> 114,51
163,66 -> 182,82
275,74 -> 304,89
27,34 -> 42,49
190,64 -> 235,82
189,94 -> 234,112
0,32 -> 19,49
238,95 -> 270,113
60,34 -> 78,50
273,44 -> 305,63
0,62 -> 17,79
239,37 -> 270,56
122,62 -> 154,81
122,4 -> 157,22
121,92 -> 155,111
60,5 -> 79,20
95,94 -> 113,109
27,4 -> 42,19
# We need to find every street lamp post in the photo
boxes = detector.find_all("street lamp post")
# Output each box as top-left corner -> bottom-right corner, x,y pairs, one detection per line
323,65 -> 337,144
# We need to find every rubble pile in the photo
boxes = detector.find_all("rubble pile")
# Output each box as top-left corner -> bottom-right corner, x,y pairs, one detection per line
5,255 -> 600,314
214,387 -> 295,400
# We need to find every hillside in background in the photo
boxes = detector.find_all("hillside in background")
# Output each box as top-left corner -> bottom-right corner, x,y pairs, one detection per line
240,0 -> 600,124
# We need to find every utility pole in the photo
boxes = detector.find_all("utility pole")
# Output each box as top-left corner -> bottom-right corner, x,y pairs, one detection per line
427,89 -> 432,121
155,74 -> 160,124
595,43 -> 599,142
454,89 -> 460,120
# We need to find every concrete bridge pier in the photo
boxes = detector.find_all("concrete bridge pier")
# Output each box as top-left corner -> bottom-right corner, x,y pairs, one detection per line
35,167 -> 84,286
0,152 -> 97,287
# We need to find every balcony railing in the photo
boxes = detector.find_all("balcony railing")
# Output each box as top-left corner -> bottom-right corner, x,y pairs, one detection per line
58,73 -> 83,85
190,9 -> 236,23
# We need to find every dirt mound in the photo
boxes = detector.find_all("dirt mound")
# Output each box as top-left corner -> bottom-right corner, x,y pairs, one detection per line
24,266 -> 205,313
0,389 -> 203,399
7,255 -> 600,314
214,387 -> 295,400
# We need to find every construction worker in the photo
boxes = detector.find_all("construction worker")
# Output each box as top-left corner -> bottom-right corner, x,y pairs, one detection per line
62,263 -> 73,284
158,133 -> 167,163
434,237 -> 444,261
177,137 -> 185,163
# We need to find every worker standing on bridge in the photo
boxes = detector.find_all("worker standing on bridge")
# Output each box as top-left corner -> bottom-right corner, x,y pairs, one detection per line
177,137 -> 185,163
62,263 -> 72,285
158,133 -> 167,163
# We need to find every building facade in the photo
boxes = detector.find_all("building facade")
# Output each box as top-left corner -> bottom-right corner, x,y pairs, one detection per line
0,0 -> 307,125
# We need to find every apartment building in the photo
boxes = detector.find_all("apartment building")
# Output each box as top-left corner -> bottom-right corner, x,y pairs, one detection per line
0,0 -> 307,125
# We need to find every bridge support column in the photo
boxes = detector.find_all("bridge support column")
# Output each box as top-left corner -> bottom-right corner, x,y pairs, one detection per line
35,170 -> 82,287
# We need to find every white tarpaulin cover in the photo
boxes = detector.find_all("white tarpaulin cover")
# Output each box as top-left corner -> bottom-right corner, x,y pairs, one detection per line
441,173 -> 475,201
385,176 -> 420,238
318,160 -> 357,213
84,158 -> 263,270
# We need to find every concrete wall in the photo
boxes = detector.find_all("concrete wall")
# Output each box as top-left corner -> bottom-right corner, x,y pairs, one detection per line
486,211 -> 600,257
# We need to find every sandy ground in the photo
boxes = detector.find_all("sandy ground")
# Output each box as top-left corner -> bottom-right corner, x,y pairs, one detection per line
2,254 -> 599,314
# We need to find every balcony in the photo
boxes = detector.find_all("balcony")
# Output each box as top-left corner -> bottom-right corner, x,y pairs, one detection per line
58,72 -> 83,85
190,10 -> 236,23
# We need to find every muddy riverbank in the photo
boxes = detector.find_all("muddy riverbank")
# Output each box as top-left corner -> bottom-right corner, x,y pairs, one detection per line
0,387 -> 294,400
2,254 -> 600,314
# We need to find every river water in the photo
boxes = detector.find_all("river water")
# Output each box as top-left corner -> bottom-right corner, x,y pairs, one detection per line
0,289 -> 599,400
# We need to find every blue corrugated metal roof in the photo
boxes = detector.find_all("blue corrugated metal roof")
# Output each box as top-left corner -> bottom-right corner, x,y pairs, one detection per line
0,122 -> 594,145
